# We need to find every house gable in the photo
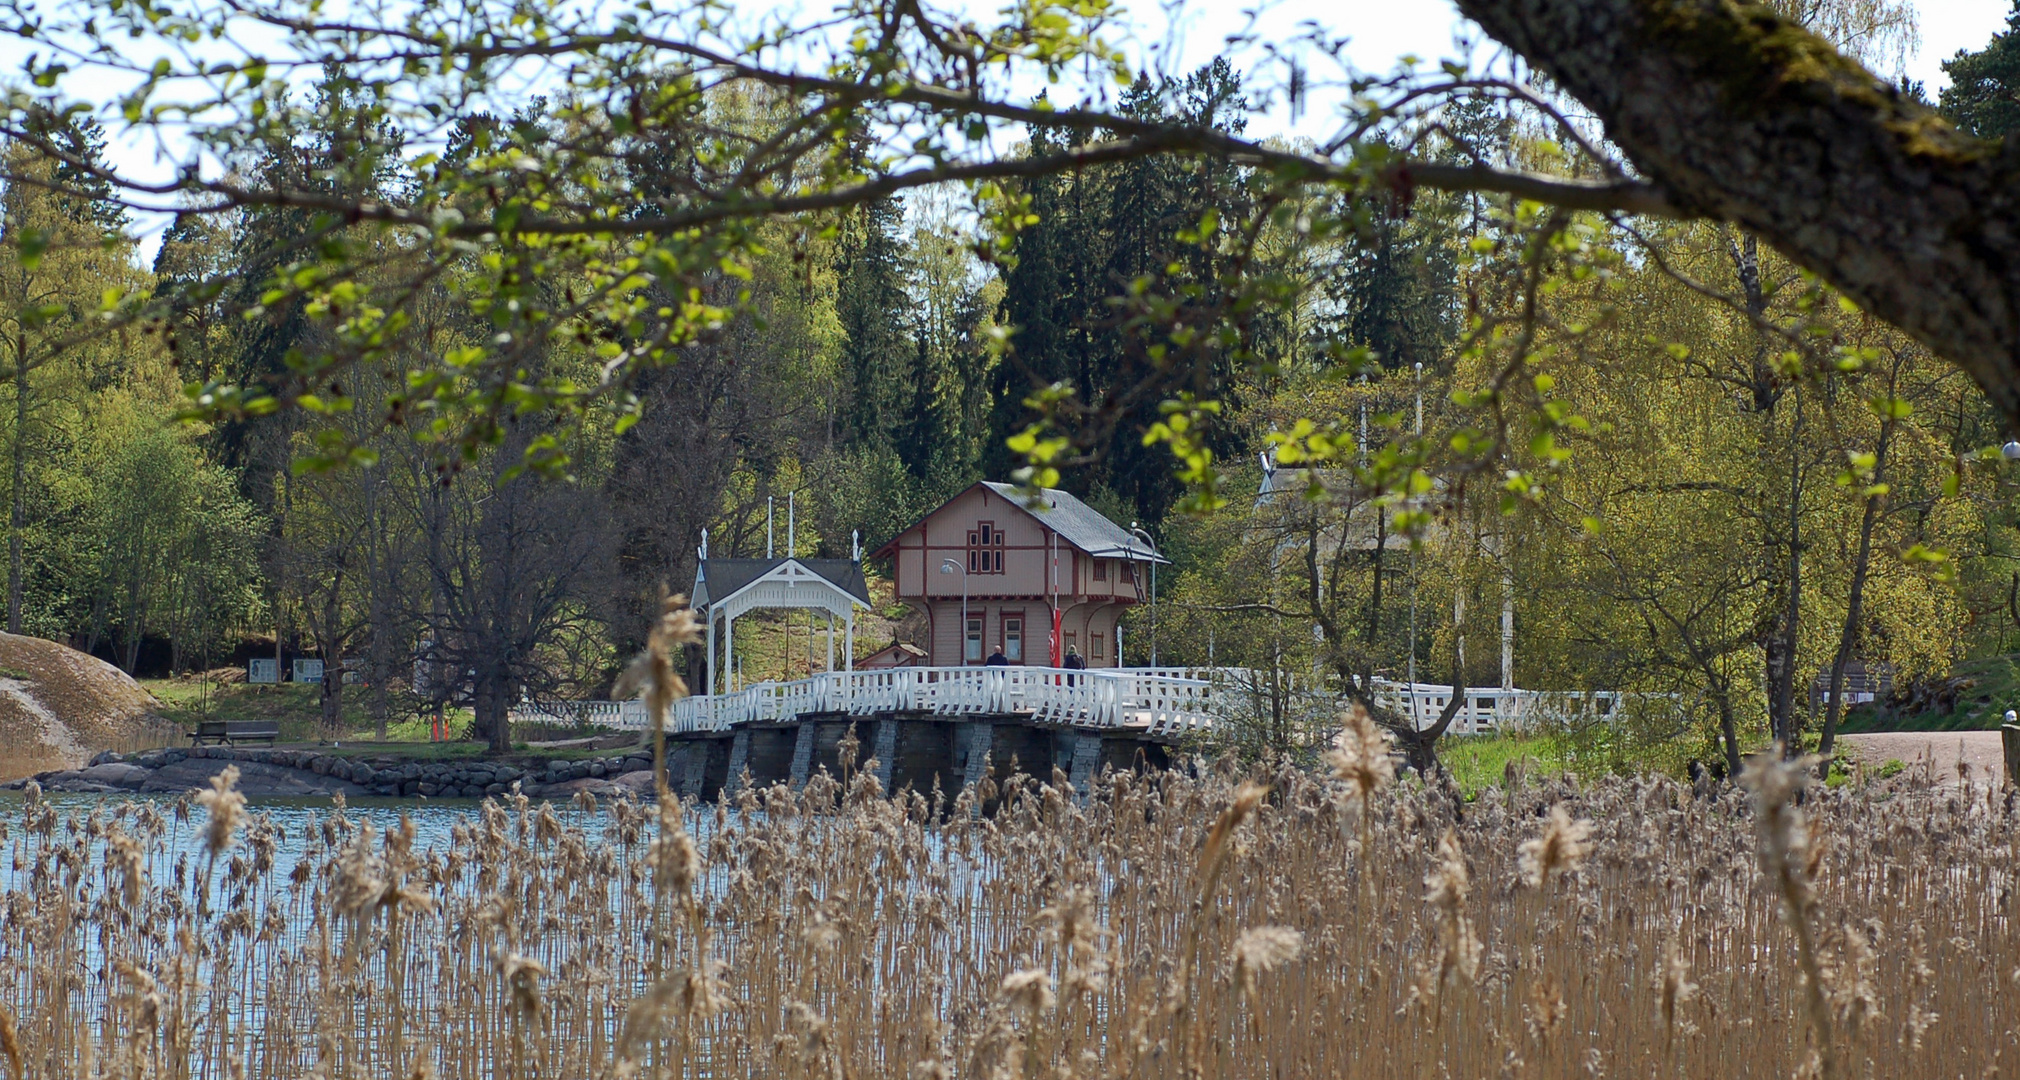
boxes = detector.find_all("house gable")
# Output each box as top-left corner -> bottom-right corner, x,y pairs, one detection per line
875,482 -> 1162,605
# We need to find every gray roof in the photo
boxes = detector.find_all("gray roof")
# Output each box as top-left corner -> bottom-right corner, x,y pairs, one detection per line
693,557 -> 871,609
980,482 -> 1168,564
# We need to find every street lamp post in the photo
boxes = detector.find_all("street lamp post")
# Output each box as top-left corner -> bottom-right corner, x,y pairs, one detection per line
939,558 -> 969,665
1129,524 -> 1158,668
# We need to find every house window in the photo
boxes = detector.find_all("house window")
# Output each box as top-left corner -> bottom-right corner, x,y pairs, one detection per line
1091,628 -> 1107,659
967,522 -> 1005,574
1003,617 -> 1023,663
965,617 -> 984,663
1093,559 -> 1107,582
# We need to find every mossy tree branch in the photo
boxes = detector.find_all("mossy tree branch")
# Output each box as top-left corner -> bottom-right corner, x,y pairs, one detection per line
1457,0 -> 2020,425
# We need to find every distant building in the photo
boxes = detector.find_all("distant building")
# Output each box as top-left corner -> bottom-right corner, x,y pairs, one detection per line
875,482 -> 1166,667
858,641 -> 928,668
1810,660 -> 1893,712
1255,458 -> 1415,551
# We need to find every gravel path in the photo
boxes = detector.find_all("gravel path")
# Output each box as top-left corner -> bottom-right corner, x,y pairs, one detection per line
1838,730 -> 2005,788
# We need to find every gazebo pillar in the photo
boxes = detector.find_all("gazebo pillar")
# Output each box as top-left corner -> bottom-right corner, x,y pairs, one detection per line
690,557 -> 869,701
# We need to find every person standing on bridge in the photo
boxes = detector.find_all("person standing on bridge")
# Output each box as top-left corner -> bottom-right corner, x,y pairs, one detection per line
984,644 -> 1009,667
1063,645 -> 1085,685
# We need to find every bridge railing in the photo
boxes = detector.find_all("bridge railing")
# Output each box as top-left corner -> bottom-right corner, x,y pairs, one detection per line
549,669 -> 1632,739
663,666 -> 1221,735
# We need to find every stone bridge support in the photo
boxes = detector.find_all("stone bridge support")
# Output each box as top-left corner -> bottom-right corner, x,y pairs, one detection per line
683,714 -> 1177,805
666,734 -> 733,801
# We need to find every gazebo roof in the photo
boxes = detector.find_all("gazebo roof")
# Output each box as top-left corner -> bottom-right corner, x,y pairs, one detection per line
692,557 -> 871,614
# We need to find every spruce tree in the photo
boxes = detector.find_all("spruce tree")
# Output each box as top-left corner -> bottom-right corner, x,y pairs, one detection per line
1942,4 -> 2020,140
989,62 -> 1253,523
835,196 -> 912,450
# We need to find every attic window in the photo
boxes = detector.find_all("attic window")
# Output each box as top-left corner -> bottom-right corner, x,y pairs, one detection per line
1093,559 -> 1107,582
967,522 -> 1005,574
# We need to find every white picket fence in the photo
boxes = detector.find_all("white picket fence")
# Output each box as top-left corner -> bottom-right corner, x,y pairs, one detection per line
531,669 -> 1630,741
509,699 -> 651,729
1370,681 -> 1625,735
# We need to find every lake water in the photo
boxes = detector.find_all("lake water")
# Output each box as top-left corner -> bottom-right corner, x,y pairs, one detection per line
0,790 -> 636,886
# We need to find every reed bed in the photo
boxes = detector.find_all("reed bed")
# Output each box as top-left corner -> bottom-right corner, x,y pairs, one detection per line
0,729 -> 2012,1080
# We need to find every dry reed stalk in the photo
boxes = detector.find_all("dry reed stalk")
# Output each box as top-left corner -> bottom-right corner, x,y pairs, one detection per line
615,593 -> 703,802
1741,748 -> 1836,1080
1173,781 -> 1266,1079
1517,804 -> 1592,891
8,733 -> 2020,1078
0,998 -> 17,1080
1323,706 -> 1394,907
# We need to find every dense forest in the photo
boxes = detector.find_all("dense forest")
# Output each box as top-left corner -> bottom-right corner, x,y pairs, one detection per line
5,2 -> 2020,770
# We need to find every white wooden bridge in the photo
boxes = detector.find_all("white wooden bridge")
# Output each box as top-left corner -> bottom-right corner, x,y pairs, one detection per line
518,668 -> 1627,740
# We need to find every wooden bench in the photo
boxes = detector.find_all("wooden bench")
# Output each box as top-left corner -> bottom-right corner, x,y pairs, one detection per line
190,720 -> 280,747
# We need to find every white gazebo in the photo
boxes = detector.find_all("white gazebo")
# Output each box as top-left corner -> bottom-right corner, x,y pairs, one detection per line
692,531 -> 872,695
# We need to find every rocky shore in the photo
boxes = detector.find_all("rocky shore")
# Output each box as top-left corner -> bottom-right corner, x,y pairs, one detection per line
1,745 -> 661,800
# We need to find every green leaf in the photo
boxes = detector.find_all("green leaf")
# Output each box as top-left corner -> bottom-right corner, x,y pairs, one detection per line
16,229 -> 49,271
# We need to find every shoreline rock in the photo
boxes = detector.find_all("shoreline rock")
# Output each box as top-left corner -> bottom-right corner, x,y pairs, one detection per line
1,745 -> 657,800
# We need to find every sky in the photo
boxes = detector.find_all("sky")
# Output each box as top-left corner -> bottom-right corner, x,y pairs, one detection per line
1911,0 -> 2017,87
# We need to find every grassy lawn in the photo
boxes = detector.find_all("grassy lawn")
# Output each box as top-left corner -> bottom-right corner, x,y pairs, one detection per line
1836,652 -> 2020,734
142,678 -> 476,745
139,677 -> 645,761
1438,733 -> 1570,796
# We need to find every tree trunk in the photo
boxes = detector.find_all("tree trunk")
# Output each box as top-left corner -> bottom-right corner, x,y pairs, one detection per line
473,662 -> 513,753
322,644 -> 344,735
276,467 -> 290,690
83,591 -> 105,657
122,537 -> 146,675
1395,666 -> 1469,776
1818,419 -> 1893,760
1453,0 -> 2020,426
1770,401 -> 1804,752
1713,676 -> 1742,778
8,334 -> 25,636
1366,506 -> 1385,646
123,620 -> 142,674
1389,574 -> 1472,776
364,465 -> 390,741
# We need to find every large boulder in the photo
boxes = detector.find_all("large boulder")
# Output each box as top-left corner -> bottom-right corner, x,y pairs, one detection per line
0,633 -> 177,782
542,776 -> 629,798
76,762 -> 152,790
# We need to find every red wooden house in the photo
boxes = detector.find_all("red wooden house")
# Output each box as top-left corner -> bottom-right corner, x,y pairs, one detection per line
874,482 -> 1165,667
